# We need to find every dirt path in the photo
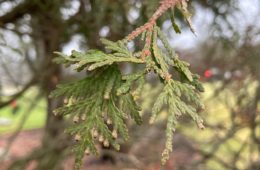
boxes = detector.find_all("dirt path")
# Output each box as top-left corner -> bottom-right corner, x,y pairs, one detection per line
0,129 -> 197,170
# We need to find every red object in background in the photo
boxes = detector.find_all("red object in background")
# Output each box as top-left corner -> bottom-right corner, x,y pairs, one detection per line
10,100 -> 20,115
10,100 -> 17,108
204,69 -> 213,78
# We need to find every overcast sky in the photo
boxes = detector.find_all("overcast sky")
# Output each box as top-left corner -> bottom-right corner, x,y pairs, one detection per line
61,0 -> 260,53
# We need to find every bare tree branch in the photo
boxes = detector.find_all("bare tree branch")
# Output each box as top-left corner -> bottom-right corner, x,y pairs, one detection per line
0,93 -> 42,161
0,0 -> 36,26
0,78 -> 37,108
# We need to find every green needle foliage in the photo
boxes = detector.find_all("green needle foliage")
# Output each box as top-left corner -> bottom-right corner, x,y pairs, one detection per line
50,0 -> 205,169
50,66 -> 142,169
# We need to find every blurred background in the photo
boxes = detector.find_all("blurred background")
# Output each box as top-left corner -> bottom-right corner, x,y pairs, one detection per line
0,0 -> 259,170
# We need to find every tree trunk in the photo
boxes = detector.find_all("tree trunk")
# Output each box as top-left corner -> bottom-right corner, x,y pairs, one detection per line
8,1 -> 70,169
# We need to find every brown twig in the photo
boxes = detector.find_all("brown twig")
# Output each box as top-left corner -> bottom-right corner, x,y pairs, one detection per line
126,0 -> 180,41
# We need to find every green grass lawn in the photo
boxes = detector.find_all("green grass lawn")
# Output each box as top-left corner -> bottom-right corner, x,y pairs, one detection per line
0,87 -> 46,134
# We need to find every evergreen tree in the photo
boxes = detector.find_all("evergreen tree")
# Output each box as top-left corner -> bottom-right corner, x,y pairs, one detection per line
0,0 -> 242,169
51,0 -> 205,169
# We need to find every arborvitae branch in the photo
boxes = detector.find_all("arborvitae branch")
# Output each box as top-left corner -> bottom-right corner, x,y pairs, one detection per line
51,0 -> 204,169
